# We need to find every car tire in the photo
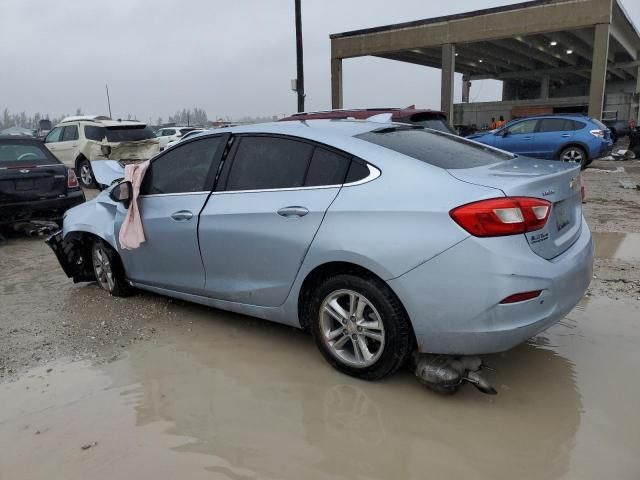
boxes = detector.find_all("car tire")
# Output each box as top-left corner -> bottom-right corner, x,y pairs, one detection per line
78,159 -> 96,189
309,274 -> 413,381
91,239 -> 132,297
559,146 -> 588,170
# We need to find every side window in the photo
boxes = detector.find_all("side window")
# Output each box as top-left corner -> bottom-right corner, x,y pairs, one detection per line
62,125 -> 79,141
141,137 -> 224,195
345,158 -> 370,183
165,129 -> 176,136
224,136 -> 313,191
506,120 -> 538,135
44,127 -> 63,143
85,125 -> 106,141
304,148 -> 350,187
539,119 -> 574,132
572,121 -> 586,131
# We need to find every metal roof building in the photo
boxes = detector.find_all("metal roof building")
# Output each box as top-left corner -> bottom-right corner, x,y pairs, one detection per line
329,0 -> 640,127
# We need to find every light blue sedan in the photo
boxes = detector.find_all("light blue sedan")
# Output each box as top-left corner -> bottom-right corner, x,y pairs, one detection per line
48,119 -> 593,381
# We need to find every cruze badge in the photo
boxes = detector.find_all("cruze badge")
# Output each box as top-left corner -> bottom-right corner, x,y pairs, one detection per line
542,189 -> 555,196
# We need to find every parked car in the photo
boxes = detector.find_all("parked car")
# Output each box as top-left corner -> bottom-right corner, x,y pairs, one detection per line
0,136 -> 84,226
602,118 -> 635,143
156,127 -> 199,151
48,119 -> 592,381
629,126 -> 640,156
44,115 -> 159,189
280,107 -> 456,134
165,129 -> 208,149
466,114 -> 613,169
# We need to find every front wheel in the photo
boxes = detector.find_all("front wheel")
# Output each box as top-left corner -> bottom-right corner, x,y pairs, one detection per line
78,159 -> 96,189
91,239 -> 132,297
309,274 -> 413,380
559,146 -> 587,170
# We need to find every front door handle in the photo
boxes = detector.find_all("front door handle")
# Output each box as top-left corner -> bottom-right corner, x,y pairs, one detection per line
277,206 -> 309,218
522,136 -> 532,140
561,134 -> 571,138
171,210 -> 193,221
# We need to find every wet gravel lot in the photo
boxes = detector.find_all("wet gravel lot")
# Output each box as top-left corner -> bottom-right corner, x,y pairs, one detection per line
1,159 -> 640,479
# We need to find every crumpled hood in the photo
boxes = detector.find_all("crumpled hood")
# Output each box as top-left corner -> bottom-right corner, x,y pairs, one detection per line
87,138 -> 159,161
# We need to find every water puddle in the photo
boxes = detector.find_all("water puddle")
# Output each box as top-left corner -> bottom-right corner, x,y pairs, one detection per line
593,232 -> 640,261
1,297 -> 639,480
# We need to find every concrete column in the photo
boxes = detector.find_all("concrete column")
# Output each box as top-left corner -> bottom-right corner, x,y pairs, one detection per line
441,44 -> 455,125
331,58 -> 343,109
462,75 -> 471,103
541,75 -> 550,100
588,24 -> 610,119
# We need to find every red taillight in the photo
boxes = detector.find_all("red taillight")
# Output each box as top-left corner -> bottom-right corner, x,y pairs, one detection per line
500,290 -> 543,304
590,129 -> 605,138
450,197 -> 551,237
67,168 -> 79,188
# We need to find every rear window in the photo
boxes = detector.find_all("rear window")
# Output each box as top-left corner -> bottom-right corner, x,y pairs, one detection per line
0,142 -> 52,166
401,113 -> 456,134
356,127 -> 512,169
105,126 -> 156,142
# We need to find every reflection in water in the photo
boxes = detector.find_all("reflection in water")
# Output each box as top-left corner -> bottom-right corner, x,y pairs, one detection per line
104,304 -> 581,480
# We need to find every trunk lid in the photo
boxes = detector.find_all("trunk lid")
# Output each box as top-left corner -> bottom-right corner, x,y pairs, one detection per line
0,164 -> 68,203
448,157 -> 583,260
86,138 -> 159,162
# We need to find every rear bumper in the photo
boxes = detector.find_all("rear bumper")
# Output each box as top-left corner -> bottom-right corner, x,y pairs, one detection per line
0,190 -> 85,225
388,217 -> 593,355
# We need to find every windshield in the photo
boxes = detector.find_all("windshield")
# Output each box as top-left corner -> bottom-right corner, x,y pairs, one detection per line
356,127 -> 513,169
0,142 -> 53,167
85,125 -> 156,142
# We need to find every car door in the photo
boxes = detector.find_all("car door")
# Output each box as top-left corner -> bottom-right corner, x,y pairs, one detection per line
534,118 -> 575,159
198,135 -> 350,307
494,119 -> 539,156
55,124 -> 80,167
117,135 -> 228,293
43,126 -> 64,161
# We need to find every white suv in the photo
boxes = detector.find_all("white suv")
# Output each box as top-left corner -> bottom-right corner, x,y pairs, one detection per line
156,126 -> 199,151
44,115 -> 160,188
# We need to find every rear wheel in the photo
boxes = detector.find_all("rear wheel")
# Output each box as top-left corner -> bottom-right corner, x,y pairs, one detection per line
78,159 -> 96,189
309,274 -> 412,380
91,239 -> 132,297
559,146 -> 587,169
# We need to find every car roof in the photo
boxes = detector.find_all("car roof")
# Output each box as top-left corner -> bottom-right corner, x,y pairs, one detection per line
0,135 -> 42,143
57,115 -> 148,128
198,119 -> 394,140
280,108 -> 446,122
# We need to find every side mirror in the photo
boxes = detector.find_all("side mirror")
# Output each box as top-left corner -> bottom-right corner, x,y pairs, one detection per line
109,181 -> 133,209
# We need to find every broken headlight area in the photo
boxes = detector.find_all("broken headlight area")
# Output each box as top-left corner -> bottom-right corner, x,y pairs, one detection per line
46,231 -> 95,283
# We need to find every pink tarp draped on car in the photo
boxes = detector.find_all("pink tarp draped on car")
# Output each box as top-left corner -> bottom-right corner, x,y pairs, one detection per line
118,160 -> 150,250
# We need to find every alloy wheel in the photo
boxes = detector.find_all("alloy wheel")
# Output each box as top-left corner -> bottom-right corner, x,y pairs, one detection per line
319,289 -> 385,368
80,163 -> 93,187
92,243 -> 115,292
561,148 -> 583,163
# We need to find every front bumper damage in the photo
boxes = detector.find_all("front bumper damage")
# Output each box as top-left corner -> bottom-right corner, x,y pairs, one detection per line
46,230 -> 95,283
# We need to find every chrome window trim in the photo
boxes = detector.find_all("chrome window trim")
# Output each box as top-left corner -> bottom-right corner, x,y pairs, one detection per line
139,191 -> 210,198
139,165 -> 381,198
0,163 -> 63,170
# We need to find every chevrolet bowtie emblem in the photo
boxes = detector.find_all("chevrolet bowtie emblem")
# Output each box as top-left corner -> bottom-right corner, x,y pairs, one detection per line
19,169 -> 30,174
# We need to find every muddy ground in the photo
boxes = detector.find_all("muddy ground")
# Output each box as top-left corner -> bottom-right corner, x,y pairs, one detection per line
1,158 -> 640,479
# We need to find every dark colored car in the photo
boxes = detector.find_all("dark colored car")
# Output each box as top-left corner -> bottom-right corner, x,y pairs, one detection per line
602,119 -> 635,144
630,126 -> 640,156
0,136 -> 85,226
280,107 -> 456,134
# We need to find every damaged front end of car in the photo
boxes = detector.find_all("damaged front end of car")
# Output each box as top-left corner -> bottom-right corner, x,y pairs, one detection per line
46,230 -> 95,283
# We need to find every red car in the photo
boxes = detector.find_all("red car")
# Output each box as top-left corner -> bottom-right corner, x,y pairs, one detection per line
280,106 -> 455,134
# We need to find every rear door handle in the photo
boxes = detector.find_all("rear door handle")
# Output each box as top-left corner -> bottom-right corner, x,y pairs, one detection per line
561,134 -> 571,138
277,206 -> 309,218
523,136 -> 532,140
171,210 -> 193,221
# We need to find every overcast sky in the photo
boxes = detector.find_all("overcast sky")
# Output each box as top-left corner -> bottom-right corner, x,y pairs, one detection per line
1,0 -> 638,122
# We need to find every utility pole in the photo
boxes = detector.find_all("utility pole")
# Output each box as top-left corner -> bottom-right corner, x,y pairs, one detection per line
295,0 -> 305,112
105,84 -> 112,118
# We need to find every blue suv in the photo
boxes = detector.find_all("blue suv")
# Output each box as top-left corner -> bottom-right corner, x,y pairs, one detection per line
467,114 -> 613,168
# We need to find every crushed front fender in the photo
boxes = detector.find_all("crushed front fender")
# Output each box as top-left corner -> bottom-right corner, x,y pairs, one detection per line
46,230 -> 95,283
